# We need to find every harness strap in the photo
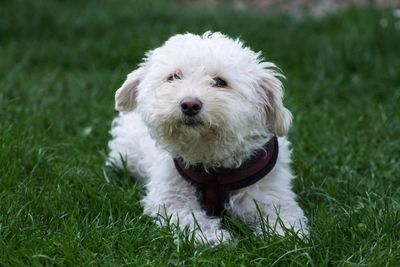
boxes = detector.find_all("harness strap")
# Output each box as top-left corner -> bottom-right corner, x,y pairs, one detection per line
174,136 -> 279,216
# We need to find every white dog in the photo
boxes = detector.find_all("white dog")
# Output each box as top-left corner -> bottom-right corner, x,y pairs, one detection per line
108,32 -> 308,245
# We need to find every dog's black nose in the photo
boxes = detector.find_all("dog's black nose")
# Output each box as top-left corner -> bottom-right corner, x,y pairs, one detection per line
180,97 -> 202,116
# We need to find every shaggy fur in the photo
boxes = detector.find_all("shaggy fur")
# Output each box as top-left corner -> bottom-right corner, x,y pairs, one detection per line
108,32 -> 308,245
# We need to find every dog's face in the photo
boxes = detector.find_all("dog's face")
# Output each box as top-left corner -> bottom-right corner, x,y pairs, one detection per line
115,32 -> 291,166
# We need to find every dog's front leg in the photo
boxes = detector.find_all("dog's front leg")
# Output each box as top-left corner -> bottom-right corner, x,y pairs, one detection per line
142,170 -> 231,245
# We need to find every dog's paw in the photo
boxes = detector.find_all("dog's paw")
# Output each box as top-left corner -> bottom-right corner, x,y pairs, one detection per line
254,216 -> 309,239
195,229 -> 232,246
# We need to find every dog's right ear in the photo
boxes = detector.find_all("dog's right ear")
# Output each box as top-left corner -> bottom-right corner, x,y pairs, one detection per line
115,67 -> 146,112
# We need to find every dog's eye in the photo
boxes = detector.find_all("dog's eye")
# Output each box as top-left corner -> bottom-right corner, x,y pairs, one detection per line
213,77 -> 227,88
167,73 -> 182,81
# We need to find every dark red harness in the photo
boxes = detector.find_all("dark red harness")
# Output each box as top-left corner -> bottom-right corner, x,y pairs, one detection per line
173,136 -> 279,216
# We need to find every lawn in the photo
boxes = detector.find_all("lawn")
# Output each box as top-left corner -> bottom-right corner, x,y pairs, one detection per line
1,0 -> 399,265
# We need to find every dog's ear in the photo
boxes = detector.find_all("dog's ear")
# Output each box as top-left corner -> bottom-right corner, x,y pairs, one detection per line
259,73 -> 292,136
115,67 -> 146,112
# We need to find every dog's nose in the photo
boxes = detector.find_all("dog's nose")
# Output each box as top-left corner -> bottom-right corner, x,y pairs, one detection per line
180,97 -> 202,116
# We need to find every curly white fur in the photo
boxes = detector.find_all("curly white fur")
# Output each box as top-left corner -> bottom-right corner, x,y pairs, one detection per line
108,32 -> 308,245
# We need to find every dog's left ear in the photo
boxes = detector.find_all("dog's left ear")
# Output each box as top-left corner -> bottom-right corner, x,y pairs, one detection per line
259,73 -> 292,136
115,66 -> 146,112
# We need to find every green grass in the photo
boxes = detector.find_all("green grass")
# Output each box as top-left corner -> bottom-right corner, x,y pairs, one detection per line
1,0 -> 400,265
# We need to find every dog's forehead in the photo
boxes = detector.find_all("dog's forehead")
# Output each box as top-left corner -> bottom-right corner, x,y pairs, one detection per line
147,33 -> 261,74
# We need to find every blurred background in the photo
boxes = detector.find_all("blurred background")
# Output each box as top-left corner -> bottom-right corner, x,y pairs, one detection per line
186,0 -> 399,17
